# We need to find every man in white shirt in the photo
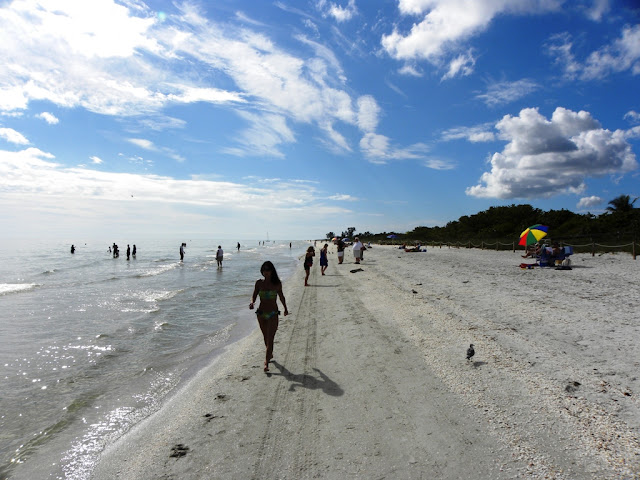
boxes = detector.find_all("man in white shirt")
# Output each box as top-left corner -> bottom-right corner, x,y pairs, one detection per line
352,237 -> 363,264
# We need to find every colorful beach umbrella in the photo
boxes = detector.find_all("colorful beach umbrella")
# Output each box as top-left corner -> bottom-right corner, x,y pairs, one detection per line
519,224 -> 549,246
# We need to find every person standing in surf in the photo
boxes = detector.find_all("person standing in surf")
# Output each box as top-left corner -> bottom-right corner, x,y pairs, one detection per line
216,245 -> 224,268
250,261 -> 288,372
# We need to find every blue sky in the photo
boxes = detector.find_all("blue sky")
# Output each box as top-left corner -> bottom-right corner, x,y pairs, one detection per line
1,0 -> 639,240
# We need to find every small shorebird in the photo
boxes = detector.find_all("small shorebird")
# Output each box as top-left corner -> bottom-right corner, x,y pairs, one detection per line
466,344 -> 475,360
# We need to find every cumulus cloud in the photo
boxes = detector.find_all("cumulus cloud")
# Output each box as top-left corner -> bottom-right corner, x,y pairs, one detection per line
476,79 -> 539,107
90,156 -> 103,164
547,25 -> 640,81
466,107 -> 639,199
0,127 -> 29,145
577,195 -> 603,209
381,0 -> 560,72
36,112 -> 59,124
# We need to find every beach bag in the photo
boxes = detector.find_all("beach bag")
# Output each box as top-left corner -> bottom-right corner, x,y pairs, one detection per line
562,258 -> 571,267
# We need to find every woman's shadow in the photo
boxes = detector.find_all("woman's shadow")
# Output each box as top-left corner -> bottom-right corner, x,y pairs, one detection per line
271,361 -> 344,397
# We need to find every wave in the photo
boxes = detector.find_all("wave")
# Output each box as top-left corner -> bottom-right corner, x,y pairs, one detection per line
137,263 -> 180,278
0,283 -> 39,295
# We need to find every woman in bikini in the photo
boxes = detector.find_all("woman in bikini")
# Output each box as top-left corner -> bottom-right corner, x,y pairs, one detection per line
250,261 -> 289,372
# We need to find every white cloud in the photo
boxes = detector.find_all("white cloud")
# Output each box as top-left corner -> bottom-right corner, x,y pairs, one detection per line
36,112 -> 59,124
624,110 -> 640,124
316,0 -> 357,22
381,0 -> 561,66
398,64 -> 423,77
90,156 -> 103,164
584,0 -> 610,21
547,25 -> 640,81
356,96 -> 380,133
329,193 -> 358,201
577,195 -> 602,209
360,132 -> 430,164
222,111 -> 295,158
475,79 -> 539,107
127,138 -> 157,150
466,107 -> 639,199
0,147 -> 339,232
0,1 -> 244,117
0,0 -> 424,160
0,127 -> 29,145
441,50 -> 475,80
441,123 -> 495,142
582,24 -> 640,79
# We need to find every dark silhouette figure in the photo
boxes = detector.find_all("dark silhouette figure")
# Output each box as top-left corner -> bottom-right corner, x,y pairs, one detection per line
466,344 -> 475,360
70,245 -> 75,254
132,244 -> 136,257
126,244 -> 131,261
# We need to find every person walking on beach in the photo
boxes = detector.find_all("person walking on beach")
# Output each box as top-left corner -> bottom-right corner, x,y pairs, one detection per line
237,242 -> 240,252
126,244 -> 131,261
304,246 -> 315,286
216,245 -> 224,268
336,237 -> 345,264
352,237 -> 363,264
132,244 -> 136,258
70,245 -> 75,254
250,261 -> 288,372
320,243 -> 328,275
180,243 -> 185,261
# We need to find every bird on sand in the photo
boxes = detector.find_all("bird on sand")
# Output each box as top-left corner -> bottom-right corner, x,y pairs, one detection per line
466,344 -> 475,360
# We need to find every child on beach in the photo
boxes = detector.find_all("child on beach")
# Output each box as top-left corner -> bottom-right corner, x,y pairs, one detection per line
249,261 -> 289,372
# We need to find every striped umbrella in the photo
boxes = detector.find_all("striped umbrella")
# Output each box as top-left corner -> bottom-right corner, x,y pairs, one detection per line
519,224 -> 549,246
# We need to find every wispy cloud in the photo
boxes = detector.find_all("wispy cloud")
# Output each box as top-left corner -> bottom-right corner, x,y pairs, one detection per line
476,79 -> 539,107
441,123 -> 495,143
546,25 -> 640,81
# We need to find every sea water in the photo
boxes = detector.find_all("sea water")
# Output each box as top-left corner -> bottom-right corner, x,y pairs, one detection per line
0,238 -> 308,479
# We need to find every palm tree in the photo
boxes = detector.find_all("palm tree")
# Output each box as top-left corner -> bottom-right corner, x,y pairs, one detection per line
606,194 -> 637,213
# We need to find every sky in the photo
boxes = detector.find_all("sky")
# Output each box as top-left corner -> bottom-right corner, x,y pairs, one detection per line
1,0 -> 639,241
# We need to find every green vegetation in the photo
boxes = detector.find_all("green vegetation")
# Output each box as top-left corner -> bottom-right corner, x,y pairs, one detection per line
328,195 -> 639,253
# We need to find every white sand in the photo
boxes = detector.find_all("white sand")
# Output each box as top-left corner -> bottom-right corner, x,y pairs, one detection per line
92,245 -> 640,479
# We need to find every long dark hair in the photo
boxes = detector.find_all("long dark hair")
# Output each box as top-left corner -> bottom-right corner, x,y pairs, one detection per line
260,261 -> 281,285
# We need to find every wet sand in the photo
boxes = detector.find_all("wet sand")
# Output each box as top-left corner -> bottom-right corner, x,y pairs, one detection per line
92,245 -> 640,479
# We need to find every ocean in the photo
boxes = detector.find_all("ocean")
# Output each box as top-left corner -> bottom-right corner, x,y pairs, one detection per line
0,238 -> 308,479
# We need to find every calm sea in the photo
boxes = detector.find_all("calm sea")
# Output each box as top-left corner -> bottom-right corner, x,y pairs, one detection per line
0,238 -> 308,480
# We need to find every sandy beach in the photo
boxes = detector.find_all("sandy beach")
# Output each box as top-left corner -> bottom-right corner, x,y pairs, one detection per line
91,245 -> 640,479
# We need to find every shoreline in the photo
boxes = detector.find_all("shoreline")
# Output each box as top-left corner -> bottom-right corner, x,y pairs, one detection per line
92,245 -> 640,479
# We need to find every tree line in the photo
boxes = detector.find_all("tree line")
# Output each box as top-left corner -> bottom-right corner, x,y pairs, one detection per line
326,195 -> 639,245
